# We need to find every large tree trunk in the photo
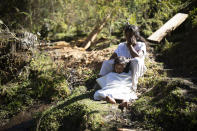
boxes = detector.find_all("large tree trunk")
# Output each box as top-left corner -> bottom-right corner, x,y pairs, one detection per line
82,13 -> 111,50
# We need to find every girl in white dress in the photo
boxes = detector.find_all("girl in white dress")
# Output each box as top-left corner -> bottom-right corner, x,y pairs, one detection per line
94,24 -> 147,108
99,24 -> 147,92
94,56 -> 137,108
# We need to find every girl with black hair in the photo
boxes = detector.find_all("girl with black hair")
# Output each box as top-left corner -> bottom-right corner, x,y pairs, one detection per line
99,24 -> 147,92
94,56 -> 137,106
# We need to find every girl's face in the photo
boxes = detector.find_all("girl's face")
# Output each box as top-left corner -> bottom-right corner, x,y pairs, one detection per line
125,32 -> 137,46
114,64 -> 124,73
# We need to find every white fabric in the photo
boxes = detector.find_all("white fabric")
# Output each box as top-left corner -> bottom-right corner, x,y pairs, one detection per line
99,42 -> 146,76
98,57 -> 146,91
98,41 -> 147,95
99,59 -> 114,76
130,57 -> 147,91
114,42 -> 146,58
94,72 -> 137,102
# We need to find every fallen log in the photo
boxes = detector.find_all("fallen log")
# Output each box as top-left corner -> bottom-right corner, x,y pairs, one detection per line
147,13 -> 188,43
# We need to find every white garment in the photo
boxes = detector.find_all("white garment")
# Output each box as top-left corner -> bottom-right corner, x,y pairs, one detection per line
114,42 -> 146,58
94,72 -> 137,102
99,42 -> 146,76
98,41 -> 147,91
99,59 -> 114,76
130,57 -> 146,91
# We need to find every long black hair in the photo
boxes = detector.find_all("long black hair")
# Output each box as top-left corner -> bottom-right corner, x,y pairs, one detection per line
124,24 -> 149,45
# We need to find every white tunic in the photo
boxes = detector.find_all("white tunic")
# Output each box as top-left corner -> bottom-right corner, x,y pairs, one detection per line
114,42 -> 146,58
99,41 -> 146,76
94,72 -> 138,102
96,41 -> 147,101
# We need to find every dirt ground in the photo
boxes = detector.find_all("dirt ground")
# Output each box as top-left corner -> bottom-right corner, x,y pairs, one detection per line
41,41 -> 116,69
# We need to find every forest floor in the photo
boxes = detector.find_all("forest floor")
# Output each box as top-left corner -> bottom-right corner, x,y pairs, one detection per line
1,41 -> 145,130
1,39 -> 197,131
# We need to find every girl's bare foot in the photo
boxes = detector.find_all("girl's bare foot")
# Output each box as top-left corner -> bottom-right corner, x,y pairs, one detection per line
106,96 -> 116,104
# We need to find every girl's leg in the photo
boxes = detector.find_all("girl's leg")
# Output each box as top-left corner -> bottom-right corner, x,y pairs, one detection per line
130,57 -> 146,91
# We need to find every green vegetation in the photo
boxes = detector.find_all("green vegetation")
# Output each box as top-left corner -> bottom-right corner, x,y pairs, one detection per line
129,52 -> 197,130
0,50 -> 70,122
0,0 -> 197,130
36,86 -> 108,131
155,1 -> 197,77
130,1 -> 197,130
131,77 -> 197,130
0,0 -> 130,41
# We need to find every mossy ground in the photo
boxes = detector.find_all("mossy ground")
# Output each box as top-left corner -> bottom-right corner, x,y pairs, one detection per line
35,86 -> 125,131
131,77 -> 197,130
33,46 -> 197,131
0,49 -> 70,128
1,40 -> 197,131
129,42 -> 197,130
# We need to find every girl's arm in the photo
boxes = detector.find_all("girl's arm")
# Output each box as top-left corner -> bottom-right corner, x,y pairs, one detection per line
127,44 -> 139,58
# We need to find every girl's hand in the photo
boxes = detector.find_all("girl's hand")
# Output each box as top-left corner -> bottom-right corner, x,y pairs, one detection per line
127,44 -> 139,58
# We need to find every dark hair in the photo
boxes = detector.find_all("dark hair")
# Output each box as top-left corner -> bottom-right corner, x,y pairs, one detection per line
124,24 -> 140,37
114,56 -> 127,67
114,56 -> 130,73
124,24 -> 149,45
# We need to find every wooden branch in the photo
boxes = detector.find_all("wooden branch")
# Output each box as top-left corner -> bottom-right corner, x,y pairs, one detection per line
147,13 -> 188,43
82,13 -> 111,50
